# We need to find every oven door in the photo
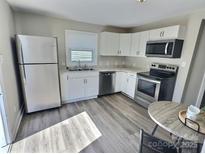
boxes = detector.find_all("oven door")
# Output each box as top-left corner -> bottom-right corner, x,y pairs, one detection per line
135,75 -> 161,107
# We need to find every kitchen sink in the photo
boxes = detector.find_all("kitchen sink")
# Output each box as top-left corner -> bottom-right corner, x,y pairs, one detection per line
68,68 -> 95,71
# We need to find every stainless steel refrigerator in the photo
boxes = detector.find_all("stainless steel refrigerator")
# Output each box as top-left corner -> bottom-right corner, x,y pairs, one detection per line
16,35 -> 61,113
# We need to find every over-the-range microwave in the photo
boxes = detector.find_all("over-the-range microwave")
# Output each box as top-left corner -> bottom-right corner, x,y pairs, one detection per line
146,39 -> 184,58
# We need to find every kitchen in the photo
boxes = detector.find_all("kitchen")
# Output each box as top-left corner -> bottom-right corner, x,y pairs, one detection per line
1,0 -> 205,153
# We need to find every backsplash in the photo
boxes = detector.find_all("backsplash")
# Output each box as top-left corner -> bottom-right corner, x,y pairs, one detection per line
97,56 -> 126,68
125,57 -> 150,70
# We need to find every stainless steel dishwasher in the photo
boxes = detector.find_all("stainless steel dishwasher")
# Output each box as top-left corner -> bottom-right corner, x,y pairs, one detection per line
99,71 -> 116,96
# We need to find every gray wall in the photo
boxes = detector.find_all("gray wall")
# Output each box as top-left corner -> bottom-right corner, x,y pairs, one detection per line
182,20 -> 205,105
0,0 -> 22,142
14,12 -> 128,69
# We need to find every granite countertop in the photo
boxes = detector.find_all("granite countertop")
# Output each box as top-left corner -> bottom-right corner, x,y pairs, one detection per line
60,66 -> 147,74
95,67 -> 147,74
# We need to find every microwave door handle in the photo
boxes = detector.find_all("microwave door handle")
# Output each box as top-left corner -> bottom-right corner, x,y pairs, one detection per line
165,42 -> 169,55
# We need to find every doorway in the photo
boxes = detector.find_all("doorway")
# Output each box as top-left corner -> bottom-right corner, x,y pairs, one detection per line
0,55 -> 10,152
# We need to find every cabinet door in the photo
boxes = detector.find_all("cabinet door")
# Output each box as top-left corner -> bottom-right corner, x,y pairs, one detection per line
121,72 -> 128,94
139,31 -> 149,56
149,25 -> 182,40
60,73 -> 69,101
130,33 -> 140,56
149,28 -> 164,41
115,72 -> 123,92
126,75 -> 137,98
67,77 -> 85,100
119,33 -> 131,56
163,25 -> 180,39
85,76 -> 99,97
100,32 -> 119,56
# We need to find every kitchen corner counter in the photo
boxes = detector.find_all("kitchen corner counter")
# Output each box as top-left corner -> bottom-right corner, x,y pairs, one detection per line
96,67 -> 147,74
60,67 -> 147,74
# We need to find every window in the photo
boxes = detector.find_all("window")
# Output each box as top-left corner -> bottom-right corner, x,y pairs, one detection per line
71,50 -> 93,62
65,30 -> 98,67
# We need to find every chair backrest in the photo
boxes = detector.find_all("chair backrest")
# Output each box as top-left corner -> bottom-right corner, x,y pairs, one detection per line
139,129 -> 178,153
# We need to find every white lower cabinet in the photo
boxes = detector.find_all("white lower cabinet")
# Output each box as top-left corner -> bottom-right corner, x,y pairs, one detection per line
115,72 -> 137,99
61,70 -> 137,103
61,71 -> 99,103
121,72 -> 128,94
66,78 -> 85,100
126,74 -> 137,98
85,77 -> 99,97
115,72 -> 122,92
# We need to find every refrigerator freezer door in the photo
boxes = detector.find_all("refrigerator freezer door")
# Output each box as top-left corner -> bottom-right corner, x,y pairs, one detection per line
23,64 -> 61,113
17,35 -> 58,64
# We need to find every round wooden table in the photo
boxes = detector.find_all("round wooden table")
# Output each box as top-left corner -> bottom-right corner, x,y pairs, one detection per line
148,101 -> 205,144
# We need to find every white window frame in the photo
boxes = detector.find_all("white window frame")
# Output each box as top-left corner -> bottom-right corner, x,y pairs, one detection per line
65,30 -> 98,67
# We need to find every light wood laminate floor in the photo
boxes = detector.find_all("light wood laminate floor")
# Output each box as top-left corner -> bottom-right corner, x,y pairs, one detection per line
15,93 -> 172,153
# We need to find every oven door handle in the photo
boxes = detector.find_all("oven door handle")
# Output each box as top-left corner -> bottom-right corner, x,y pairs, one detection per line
138,76 -> 161,84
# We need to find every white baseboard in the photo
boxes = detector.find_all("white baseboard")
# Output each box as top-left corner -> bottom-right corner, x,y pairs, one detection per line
11,105 -> 24,143
63,96 -> 98,104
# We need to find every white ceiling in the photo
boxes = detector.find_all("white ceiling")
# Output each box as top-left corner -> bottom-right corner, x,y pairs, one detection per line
7,0 -> 205,27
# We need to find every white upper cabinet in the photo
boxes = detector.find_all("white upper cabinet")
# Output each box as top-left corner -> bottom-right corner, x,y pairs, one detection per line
100,32 -> 119,56
149,25 -> 185,41
130,31 -> 149,57
139,31 -> 150,57
100,25 -> 185,57
130,33 -> 140,56
119,33 -> 131,56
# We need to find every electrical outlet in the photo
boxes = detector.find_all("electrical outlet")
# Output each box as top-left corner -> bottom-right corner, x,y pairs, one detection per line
181,61 -> 186,67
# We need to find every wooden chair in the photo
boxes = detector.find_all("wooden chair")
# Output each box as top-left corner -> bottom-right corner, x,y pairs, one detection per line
139,129 -> 179,153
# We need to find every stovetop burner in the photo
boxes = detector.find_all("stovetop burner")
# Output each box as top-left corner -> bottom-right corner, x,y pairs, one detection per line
137,63 -> 178,80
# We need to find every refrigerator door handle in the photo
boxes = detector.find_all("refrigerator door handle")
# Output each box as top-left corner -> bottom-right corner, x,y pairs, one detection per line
20,44 -> 27,81
20,43 -> 24,64
23,65 -> 26,81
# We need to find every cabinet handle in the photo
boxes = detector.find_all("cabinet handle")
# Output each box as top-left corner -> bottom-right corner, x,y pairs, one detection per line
160,31 -> 165,37
160,31 -> 162,37
67,75 -> 69,80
